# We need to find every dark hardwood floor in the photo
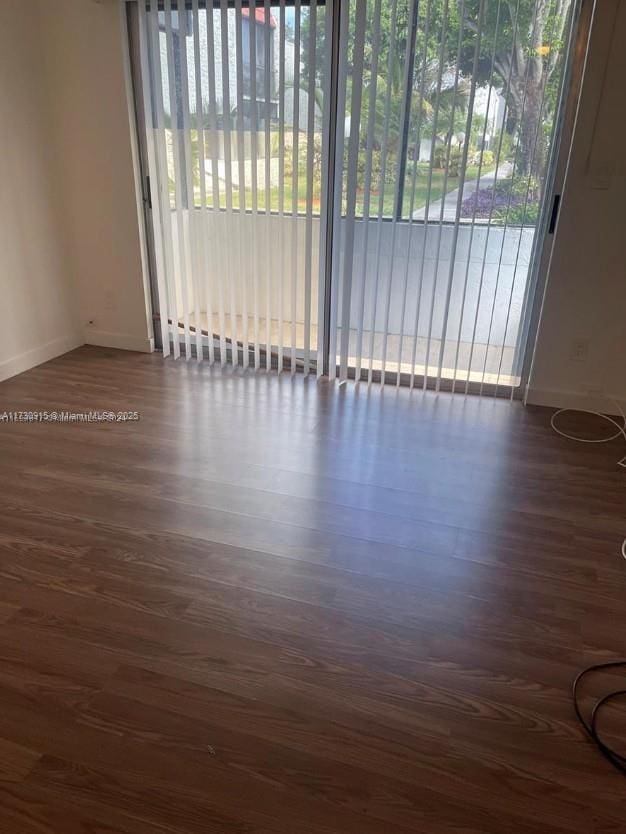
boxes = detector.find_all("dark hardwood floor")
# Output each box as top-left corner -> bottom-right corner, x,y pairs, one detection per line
0,345 -> 625,832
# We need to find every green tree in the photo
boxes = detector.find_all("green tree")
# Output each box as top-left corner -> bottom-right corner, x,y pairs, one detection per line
445,0 -> 572,181
300,0 -> 572,208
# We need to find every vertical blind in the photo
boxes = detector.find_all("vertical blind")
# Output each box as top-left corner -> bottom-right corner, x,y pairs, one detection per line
138,0 -> 330,371
330,0 -> 576,394
137,0 -> 577,395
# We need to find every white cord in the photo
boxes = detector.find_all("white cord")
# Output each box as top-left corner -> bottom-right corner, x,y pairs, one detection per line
550,401 -> 626,444
549,398 -> 626,560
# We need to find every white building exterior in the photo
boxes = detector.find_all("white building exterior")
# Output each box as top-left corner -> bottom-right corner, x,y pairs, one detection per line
160,9 -> 302,123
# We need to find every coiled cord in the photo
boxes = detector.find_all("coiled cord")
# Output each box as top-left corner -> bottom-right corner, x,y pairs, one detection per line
552,398 -> 626,771
550,398 -> 626,559
572,661 -> 626,773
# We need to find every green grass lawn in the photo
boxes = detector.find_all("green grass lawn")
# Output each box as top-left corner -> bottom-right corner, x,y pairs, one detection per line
357,163 -> 492,218
172,130 -> 496,217
188,162 -> 494,218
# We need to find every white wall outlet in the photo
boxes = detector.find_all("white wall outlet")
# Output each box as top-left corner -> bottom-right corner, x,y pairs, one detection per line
104,290 -> 116,312
569,338 -> 589,362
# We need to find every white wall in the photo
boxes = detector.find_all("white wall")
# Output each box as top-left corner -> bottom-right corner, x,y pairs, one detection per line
0,2 -> 82,382
37,0 -> 153,354
527,0 -> 626,412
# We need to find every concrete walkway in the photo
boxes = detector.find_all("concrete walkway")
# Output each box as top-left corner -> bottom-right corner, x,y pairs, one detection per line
412,162 -> 513,222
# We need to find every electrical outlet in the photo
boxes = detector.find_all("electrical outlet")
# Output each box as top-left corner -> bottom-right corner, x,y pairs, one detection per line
104,290 -> 116,313
569,339 -> 589,362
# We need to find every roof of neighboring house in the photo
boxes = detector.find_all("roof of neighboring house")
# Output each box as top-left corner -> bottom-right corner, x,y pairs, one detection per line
241,8 -> 277,28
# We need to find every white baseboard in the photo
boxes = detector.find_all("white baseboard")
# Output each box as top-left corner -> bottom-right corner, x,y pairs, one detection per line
84,329 -> 154,353
0,334 -> 84,383
525,386 -> 625,415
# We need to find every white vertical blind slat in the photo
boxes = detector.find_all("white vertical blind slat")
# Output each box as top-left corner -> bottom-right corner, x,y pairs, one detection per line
178,5 -> 204,362
465,0 -> 523,394
138,0 -> 170,357
435,0 -> 485,390
303,0 -> 318,375
148,4 -> 180,358
316,0 -> 333,377
327,0 -> 350,380
408,0 -> 449,387
191,0 -> 214,363
205,2 -> 227,365
234,0 -> 249,368
395,0 -> 433,380
289,0 -> 301,374
379,0 -> 418,386
219,0 -> 239,366
365,0 -> 399,384
338,0 -> 367,381
450,0 -> 503,392
423,0 -> 464,388
164,0 -> 193,359
249,0 -> 261,370
277,0 -> 286,373
353,0 -> 383,381
263,0 -> 273,369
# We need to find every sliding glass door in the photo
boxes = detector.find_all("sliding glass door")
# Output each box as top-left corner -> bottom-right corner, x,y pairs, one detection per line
329,0 -> 582,393
134,0 -> 330,372
130,0 -> 585,395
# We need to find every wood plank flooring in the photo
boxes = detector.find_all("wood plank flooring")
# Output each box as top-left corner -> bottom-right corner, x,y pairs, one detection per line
0,345 -> 625,832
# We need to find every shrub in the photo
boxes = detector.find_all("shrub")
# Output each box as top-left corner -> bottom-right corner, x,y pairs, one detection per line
432,143 -> 447,169
493,201 -> 539,225
461,175 -> 540,225
469,148 -> 494,167
447,148 -> 462,177
461,185 -> 511,218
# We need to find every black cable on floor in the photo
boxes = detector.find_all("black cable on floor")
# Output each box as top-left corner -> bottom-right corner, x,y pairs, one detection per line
573,660 -> 626,773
